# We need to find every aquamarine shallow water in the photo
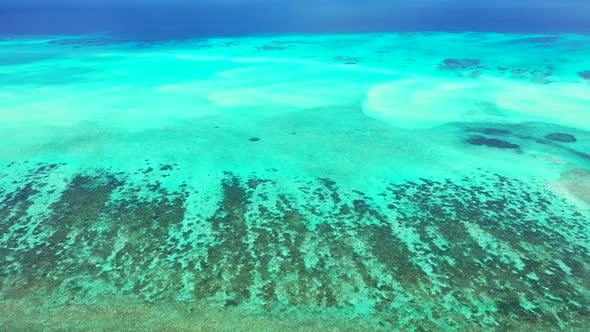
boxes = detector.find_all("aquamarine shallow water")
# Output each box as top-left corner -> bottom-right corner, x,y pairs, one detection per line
1,32 -> 589,330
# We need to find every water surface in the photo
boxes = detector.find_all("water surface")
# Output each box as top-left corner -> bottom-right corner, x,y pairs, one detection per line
1,32 -> 589,331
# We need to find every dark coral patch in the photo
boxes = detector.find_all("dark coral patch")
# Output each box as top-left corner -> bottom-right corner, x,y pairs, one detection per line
544,133 -> 577,143
48,38 -> 127,47
439,58 -> 481,70
506,68 -> 553,84
579,71 -> 590,80
258,45 -> 288,51
2,161 -> 590,330
334,56 -> 360,64
468,128 -> 512,136
466,136 -> 520,149
504,36 -> 559,45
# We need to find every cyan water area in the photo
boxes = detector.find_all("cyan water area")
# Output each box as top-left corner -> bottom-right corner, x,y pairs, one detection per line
1,1 -> 590,331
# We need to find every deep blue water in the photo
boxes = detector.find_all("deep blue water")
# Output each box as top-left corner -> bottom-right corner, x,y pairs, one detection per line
1,0 -> 590,39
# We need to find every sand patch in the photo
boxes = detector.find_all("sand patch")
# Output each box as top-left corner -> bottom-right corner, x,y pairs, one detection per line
555,168 -> 590,208
363,77 -> 590,129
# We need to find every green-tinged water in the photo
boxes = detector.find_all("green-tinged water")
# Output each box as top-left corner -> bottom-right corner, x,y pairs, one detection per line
1,32 -> 589,331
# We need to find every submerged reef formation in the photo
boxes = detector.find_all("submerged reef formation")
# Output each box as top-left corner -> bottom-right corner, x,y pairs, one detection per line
438,58 -> 482,77
439,58 -> 481,70
468,128 -> 512,136
465,136 -> 520,149
334,56 -> 360,64
545,133 -> 577,143
503,36 -> 560,45
1,162 -> 589,331
47,37 -> 130,47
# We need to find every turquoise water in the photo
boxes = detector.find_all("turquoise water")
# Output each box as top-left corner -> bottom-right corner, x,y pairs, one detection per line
1,32 -> 590,330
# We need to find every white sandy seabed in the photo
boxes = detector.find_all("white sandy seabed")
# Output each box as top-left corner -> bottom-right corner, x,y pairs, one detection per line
1,33 -> 590,201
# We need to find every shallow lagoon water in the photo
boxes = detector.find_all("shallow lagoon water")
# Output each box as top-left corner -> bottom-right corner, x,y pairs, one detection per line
1,32 -> 590,330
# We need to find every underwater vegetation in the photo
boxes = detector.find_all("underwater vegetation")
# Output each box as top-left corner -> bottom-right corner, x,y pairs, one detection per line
1,162 -> 589,331
439,58 -> 482,70
545,133 -> 577,143
465,136 -> 520,149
